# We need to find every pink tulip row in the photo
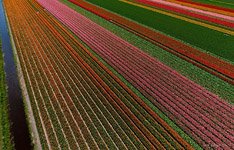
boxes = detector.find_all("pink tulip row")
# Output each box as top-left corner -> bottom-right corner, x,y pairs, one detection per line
37,0 -> 234,149
136,0 -> 234,28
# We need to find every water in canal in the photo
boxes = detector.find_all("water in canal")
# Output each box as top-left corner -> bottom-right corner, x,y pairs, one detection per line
0,0 -> 32,149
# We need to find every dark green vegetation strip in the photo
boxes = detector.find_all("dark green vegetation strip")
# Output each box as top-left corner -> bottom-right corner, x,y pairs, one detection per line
191,0 -> 234,9
61,1 -> 205,149
0,41 -> 12,150
84,0 -> 234,63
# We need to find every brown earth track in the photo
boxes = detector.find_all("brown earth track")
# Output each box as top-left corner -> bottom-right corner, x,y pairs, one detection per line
4,0 -> 193,149
69,0 -> 234,85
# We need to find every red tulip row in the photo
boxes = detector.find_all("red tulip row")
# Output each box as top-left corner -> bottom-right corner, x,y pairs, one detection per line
135,0 -> 234,28
5,0 -> 193,149
69,0 -> 234,85
41,0 -> 234,149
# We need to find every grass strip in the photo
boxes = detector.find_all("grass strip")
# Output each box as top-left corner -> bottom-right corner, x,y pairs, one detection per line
0,41 -> 13,150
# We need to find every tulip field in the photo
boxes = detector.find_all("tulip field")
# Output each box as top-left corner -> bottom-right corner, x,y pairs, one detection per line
3,0 -> 234,149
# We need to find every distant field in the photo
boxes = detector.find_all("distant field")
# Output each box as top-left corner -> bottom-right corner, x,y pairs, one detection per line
86,0 -> 234,62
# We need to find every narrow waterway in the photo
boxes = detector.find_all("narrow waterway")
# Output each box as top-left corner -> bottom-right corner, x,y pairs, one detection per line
0,0 -> 32,149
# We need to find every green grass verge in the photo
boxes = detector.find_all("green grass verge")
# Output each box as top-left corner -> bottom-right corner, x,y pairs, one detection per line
191,0 -> 234,9
84,0 -> 234,63
0,41 -> 13,150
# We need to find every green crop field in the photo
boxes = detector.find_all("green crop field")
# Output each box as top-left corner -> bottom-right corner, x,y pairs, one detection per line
85,0 -> 234,63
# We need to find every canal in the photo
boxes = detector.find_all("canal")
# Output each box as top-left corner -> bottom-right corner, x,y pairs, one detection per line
0,0 -> 32,149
